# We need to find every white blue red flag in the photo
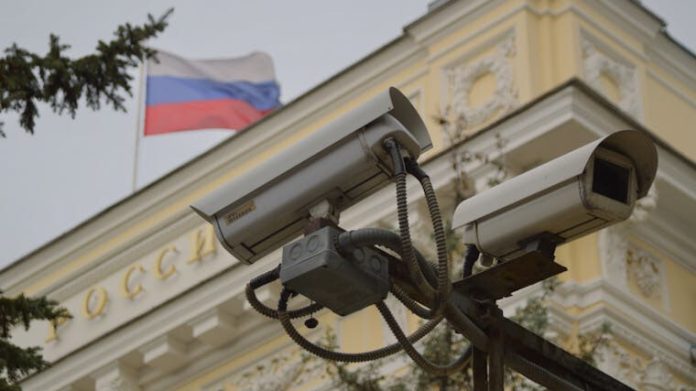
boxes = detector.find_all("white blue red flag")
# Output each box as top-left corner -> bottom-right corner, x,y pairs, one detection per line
143,50 -> 281,136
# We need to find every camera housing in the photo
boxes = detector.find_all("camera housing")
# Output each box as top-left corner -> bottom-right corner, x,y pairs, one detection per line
452,130 -> 658,261
191,87 -> 432,264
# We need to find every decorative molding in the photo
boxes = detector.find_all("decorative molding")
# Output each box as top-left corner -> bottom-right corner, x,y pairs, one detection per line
597,179 -> 658,287
626,246 -> 663,299
599,231 -> 671,305
598,227 -> 629,288
581,33 -> 641,119
444,33 -> 518,128
641,358 -> 676,391
629,184 -> 659,224
594,340 -> 694,391
598,185 -> 673,312
594,337 -> 643,388
563,282 -> 695,386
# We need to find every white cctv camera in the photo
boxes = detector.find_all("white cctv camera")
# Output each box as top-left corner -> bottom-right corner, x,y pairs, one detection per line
191,87 -> 432,264
452,130 -> 658,262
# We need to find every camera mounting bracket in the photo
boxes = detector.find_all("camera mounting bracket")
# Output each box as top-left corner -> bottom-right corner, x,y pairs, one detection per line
452,238 -> 566,301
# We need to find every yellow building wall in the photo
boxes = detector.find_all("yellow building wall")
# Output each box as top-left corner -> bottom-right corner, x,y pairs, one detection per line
644,75 -> 696,161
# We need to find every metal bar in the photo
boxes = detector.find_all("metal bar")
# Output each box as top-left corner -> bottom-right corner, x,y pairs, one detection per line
488,325 -> 504,391
444,303 -> 488,349
473,346 -> 488,391
498,316 -> 634,391
505,351 -> 584,391
446,292 -> 633,390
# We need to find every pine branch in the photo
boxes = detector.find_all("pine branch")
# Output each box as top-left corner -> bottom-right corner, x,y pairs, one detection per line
0,8 -> 173,137
0,292 -> 71,387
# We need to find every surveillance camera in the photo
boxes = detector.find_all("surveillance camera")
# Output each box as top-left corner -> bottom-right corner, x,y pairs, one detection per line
452,130 -> 657,261
191,87 -> 432,264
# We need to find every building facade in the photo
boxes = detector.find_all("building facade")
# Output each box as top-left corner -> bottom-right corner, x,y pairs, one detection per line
3,0 -> 695,390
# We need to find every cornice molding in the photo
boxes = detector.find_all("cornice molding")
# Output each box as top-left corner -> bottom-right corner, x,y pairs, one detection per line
646,69 -> 696,110
581,0 -> 663,40
646,38 -> 696,93
556,278 -> 695,378
405,0 -> 505,46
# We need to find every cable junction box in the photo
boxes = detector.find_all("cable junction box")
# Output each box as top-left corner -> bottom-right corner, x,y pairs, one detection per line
279,226 -> 390,316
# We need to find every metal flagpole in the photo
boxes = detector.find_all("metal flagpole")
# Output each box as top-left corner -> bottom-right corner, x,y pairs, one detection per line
132,61 -> 147,192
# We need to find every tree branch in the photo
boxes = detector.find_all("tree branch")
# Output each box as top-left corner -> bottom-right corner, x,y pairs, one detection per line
0,8 -> 173,136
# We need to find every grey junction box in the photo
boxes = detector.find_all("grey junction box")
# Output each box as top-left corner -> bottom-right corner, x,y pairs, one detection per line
279,226 -> 390,316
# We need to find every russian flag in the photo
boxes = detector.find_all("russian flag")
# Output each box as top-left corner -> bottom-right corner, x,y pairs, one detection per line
144,50 -> 281,136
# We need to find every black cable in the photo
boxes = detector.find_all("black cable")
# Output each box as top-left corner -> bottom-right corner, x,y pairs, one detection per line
390,284 -> 436,319
277,288 -> 443,362
377,301 -> 473,376
462,245 -> 480,278
249,265 -> 281,288
245,265 -> 324,319
405,157 -> 452,309
383,139 -> 439,312
384,138 -> 406,175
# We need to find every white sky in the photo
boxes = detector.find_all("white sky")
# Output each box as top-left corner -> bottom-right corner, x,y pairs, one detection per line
0,0 -> 693,267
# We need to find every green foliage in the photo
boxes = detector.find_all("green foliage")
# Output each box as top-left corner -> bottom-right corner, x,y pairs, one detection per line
318,329 -> 403,391
0,9 -> 172,136
0,292 -> 71,389
321,322 -> 473,390
405,323 -> 472,390
510,277 -> 559,336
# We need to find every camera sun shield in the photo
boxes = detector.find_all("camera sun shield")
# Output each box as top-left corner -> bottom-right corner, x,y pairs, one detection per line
191,87 -> 432,265
452,130 -> 657,261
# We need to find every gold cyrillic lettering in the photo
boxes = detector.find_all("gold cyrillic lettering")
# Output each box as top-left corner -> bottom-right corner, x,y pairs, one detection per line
45,314 -> 70,342
153,245 -> 178,280
188,225 -> 217,263
82,287 -> 108,320
120,263 -> 145,299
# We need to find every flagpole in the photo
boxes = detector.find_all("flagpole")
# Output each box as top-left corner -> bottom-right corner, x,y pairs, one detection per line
132,61 -> 147,192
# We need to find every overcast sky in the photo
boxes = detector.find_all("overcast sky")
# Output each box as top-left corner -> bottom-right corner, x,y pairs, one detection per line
0,0 -> 693,267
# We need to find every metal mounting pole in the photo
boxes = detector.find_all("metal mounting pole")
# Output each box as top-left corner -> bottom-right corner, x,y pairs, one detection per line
384,242 -> 634,391
488,322 -> 504,391
472,347 -> 488,391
